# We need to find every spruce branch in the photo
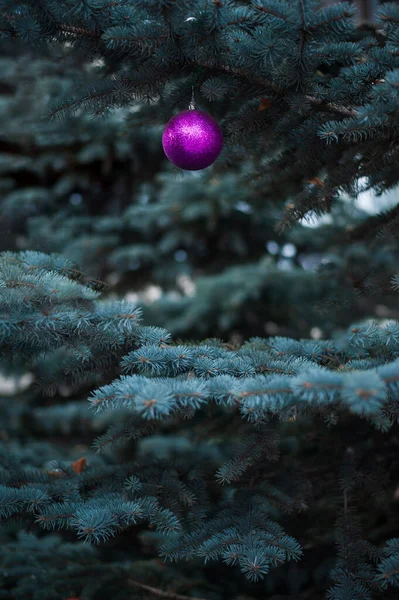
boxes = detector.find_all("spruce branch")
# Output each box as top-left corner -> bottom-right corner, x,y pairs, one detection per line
190,59 -> 358,117
253,5 -> 292,23
304,95 -> 358,117
59,24 -> 100,39
308,9 -> 354,32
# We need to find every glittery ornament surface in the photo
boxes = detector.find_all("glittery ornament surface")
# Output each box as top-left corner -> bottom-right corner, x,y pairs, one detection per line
162,110 -> 223,171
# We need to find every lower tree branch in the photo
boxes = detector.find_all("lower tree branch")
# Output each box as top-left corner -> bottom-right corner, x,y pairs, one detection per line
128,579 -> 209,600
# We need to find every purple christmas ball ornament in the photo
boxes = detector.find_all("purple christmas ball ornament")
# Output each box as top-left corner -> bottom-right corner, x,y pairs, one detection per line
162,110 -> 223,171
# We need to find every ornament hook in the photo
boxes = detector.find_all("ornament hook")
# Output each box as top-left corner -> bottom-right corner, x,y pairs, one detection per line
189,86 -> 196,111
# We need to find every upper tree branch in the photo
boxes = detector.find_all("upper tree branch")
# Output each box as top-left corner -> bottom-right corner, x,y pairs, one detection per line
1,9 -> 359,119
193,59 -> 358,118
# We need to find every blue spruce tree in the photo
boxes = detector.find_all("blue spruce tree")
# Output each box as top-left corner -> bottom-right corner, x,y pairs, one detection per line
0,1 -> 399,600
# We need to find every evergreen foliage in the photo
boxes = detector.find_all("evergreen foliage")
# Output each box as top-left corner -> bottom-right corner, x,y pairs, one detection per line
0,1 -> 399,599
1,249 -> 399,598
1,46 -> 398,341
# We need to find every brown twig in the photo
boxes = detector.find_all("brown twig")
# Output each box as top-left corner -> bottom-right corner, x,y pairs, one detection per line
304,96 -> 358,117
128,579 -> 209,600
